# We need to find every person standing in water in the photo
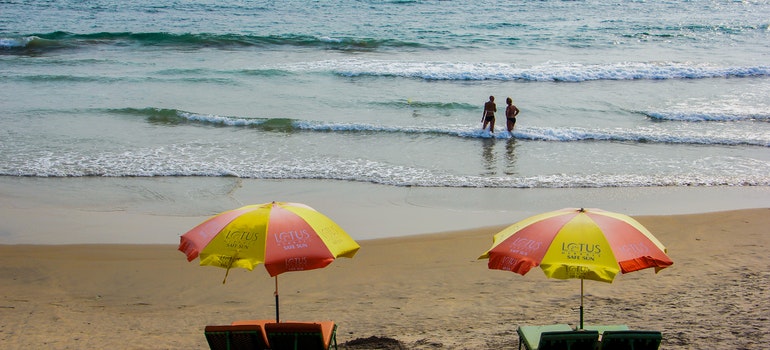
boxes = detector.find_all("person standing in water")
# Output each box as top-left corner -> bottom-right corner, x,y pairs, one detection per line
482,96 -> 496,133
505,97 -> 520,136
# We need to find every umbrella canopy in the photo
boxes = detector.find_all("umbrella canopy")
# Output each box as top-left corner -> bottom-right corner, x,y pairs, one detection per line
178,201 -> 360,321
479,207 -> 673,328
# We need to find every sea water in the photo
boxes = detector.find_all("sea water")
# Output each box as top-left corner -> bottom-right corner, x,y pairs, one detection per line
2,0 -> 769,189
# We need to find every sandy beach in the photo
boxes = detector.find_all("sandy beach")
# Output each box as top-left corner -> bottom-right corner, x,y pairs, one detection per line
1,178 -> 769,349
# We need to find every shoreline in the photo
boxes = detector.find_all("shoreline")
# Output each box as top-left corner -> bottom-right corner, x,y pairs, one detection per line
1,176 -> 769,244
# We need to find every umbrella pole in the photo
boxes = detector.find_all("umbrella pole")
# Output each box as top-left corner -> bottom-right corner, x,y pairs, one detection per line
579,278 -> 584,330
274,276 -> 280,323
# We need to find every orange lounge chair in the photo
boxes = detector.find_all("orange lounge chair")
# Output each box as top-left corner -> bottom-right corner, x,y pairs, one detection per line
204,324 -> 270,350
264,321 -> 338,350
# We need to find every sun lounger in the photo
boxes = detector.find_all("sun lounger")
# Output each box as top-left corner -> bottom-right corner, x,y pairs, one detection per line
600,330 -> 662,350
264,321 -> 337,350
204,324 -> 270,350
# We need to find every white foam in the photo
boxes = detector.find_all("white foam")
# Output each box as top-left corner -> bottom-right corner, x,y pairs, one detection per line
178,112 -> 265,126
0,36 -> 37,48
5,144 -> 770,188
280,59 -> 770,81
175,110 -> 770,147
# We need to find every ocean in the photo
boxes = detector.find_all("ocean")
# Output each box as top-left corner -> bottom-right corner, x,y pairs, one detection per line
2,0 -> 769,189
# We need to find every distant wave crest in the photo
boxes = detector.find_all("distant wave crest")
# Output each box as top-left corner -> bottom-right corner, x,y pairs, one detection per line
109,107 -> 770,147
8,60 -> 767,84
0,31 -> 426,53
646,111 -> 770,122
0,35 -> 69,53
328,60 -> 770,81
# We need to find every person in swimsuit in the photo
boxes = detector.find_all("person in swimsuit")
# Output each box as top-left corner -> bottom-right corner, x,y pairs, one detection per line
482,96 -> 496,133
505,97 -> 520,136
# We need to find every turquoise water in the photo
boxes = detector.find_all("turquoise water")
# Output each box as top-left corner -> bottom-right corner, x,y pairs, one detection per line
2,0 -> 769,188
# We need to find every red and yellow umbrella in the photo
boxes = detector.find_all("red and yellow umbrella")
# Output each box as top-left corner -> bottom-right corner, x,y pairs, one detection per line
179,201 -> 360,322
479,208 -> 673,328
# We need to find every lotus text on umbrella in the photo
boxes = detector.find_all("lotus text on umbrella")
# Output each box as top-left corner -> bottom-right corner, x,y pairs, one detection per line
274,229 -> 311,250
507,237 -> 542,256
224,230 -> 261,250
561,242 -> 602,261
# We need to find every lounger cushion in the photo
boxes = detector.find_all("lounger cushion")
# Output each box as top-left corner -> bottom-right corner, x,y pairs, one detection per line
204,324 -> 269,350
600,330 -> 662,350
538,330 -> 599,350
264,321 -> 337,350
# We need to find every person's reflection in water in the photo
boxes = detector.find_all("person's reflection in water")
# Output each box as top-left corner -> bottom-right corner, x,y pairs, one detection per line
504,137 -> 518,175
481,137 -> 496,176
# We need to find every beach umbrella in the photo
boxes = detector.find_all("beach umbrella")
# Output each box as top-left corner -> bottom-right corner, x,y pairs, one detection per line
478,208 -> 673,329
178,201 -> 360,322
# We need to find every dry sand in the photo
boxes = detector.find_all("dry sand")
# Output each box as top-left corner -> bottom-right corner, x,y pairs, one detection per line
1,208 -> 768,349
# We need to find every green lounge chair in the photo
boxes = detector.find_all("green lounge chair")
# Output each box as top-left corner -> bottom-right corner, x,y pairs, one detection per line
264,321 -> 338,350
204,324 -> 270,350
600,330 -> 662,350
537,330 -> 599,350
